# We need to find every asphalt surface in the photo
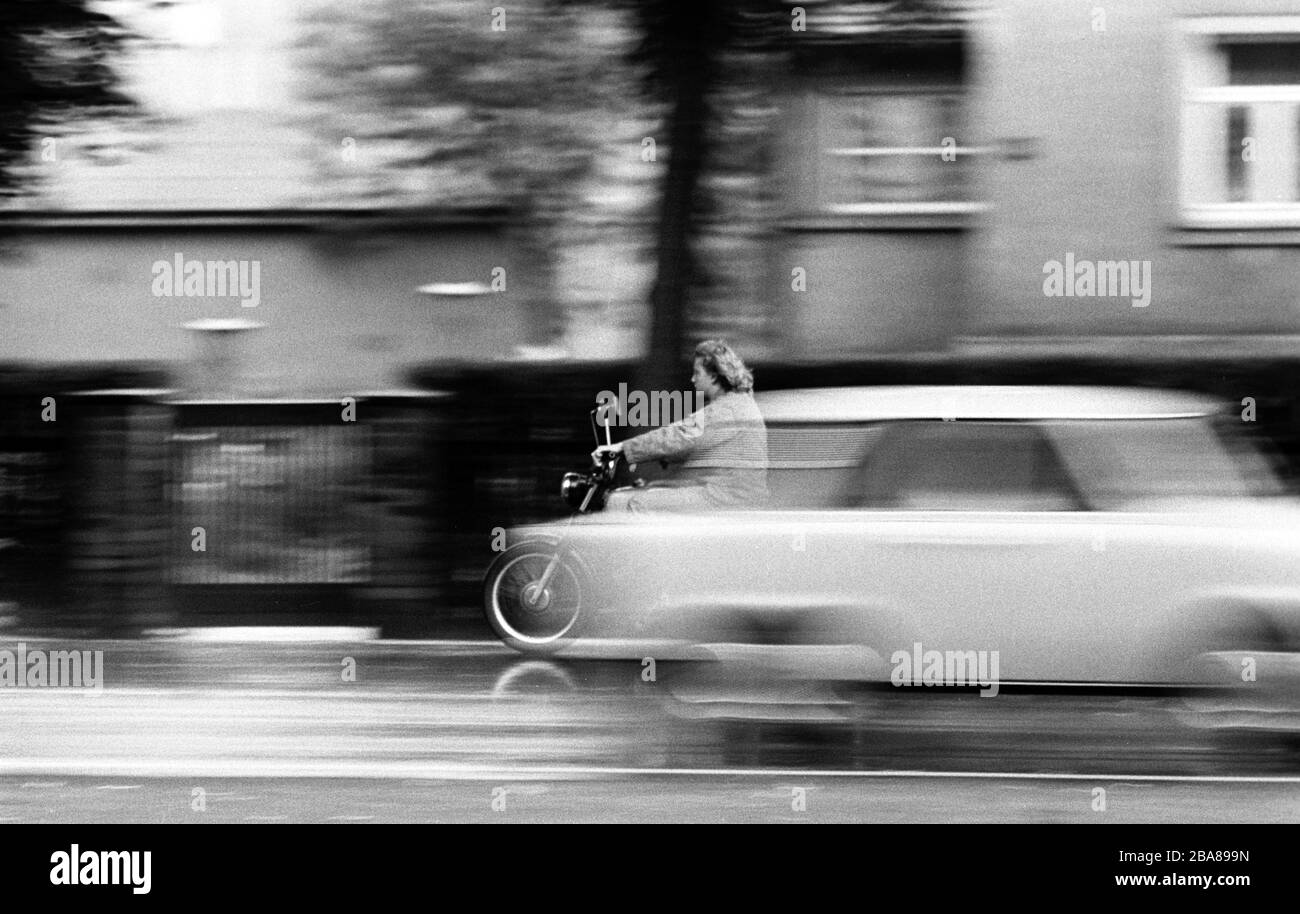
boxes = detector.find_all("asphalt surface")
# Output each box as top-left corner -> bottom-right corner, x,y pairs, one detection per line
0,638 -> 1297,822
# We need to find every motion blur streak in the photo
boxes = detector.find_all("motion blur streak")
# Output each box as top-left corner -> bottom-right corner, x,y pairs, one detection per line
0,640 -> 1297,822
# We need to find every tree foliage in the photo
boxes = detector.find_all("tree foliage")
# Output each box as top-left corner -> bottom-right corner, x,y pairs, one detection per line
296,0 -> 645,214
0,0 -> 135,199
296,0 -> 789,358
297,0 -> 660,345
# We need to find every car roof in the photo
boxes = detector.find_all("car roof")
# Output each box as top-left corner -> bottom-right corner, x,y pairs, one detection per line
754,386 -> 1221,423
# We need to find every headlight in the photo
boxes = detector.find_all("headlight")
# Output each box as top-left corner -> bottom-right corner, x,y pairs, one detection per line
560,472 -> 590,509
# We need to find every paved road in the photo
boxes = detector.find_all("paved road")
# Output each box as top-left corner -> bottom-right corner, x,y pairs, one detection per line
5,776 -> 1297,823
0,638 -> 1296,822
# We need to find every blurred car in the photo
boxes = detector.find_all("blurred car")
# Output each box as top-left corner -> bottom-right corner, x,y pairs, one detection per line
486,386 -> 1300,728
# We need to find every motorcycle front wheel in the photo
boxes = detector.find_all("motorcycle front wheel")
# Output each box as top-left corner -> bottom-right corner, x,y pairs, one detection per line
483,543 -> 586,654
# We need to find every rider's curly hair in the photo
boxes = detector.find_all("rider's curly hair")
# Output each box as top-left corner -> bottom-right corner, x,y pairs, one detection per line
694,339 -> 754,394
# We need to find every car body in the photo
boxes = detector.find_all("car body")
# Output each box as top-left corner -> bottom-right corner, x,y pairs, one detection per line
491,386 -> 1300,714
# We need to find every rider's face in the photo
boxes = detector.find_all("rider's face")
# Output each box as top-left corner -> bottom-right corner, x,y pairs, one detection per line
691,357 -> 722,402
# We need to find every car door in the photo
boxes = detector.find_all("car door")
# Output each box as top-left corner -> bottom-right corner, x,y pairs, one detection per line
806,419 -> 1137,684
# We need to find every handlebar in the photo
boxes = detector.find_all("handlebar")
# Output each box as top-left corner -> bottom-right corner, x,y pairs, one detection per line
593,447 -> 620,482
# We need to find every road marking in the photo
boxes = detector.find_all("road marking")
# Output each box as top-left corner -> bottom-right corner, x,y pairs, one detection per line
374,639 -> 511,650
0,636 -> 505,649
0,689 -> 518,701
142,627 -> 382,642
1,759 -> 1296,783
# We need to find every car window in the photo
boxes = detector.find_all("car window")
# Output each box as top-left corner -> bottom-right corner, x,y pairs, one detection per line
1048,417 -> 1285,506
848,421 -> 1083,511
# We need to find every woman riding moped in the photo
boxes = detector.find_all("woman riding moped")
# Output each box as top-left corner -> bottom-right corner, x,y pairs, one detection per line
595,339 -> 769,513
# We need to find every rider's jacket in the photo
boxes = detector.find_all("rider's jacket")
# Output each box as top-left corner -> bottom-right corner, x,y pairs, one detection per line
620,390 -> 769,507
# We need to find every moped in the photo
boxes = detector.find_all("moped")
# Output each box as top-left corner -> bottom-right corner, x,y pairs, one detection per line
481,408 -> 636,654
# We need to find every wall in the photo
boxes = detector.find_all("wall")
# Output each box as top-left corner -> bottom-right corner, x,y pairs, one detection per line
775,229 -> 964,357
0,220 -> 524,396
969,0 -> 1300,337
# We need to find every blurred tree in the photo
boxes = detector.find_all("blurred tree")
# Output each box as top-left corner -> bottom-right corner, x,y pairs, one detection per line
297,0 -> 652,347
0,0 -> 135,200
624,0 -> 727,390
625,0 -> 787,389
297,0 -> 800,368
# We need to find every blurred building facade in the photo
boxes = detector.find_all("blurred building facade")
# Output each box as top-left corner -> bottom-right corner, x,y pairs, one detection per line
759,0 -> 1300,359
5,0 -> 1300,631
0,0 -> 553,396
5,0 -> 1300,379
5,0 -> 1300,381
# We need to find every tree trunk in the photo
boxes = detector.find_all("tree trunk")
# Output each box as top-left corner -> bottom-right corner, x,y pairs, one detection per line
638,1 -> 721,396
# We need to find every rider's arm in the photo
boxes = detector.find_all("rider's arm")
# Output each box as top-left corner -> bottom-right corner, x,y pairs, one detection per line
621,400 -> 745,465
621,409 -> 710,464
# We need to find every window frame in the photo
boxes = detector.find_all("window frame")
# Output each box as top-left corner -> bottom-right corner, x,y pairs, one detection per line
781,40 -> 985,230
1178,16 -> 1300,230
813,85 -> 986,218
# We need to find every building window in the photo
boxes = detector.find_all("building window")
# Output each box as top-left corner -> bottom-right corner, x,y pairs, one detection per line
789,42 -> 984,222
1180,18 -> 1300,228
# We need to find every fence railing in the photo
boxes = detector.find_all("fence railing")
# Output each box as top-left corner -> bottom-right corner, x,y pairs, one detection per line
3,390 -> 450,633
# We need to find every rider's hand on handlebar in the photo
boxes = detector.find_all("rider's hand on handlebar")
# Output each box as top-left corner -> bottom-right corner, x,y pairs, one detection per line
591,443 -> 624,465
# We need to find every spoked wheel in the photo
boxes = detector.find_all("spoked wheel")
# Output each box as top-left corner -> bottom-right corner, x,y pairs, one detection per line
483,543 -> 586,655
